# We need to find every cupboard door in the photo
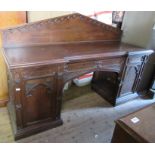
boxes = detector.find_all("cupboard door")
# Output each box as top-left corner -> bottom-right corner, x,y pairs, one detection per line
23,76 -> 57,126
119,64 -> 141,97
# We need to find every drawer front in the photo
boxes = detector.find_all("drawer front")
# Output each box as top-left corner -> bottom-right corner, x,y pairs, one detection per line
66,61 -> 96,71
21,65 -> 57,80
96,57 -> 125,72
65,57 -> 125,72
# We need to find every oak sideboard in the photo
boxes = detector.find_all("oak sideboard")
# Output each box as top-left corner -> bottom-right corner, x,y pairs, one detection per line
2,13 -> 154,140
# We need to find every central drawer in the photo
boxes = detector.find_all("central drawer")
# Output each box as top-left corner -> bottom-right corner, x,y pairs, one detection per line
65,57 -> 125,72
66,61 -> 96,71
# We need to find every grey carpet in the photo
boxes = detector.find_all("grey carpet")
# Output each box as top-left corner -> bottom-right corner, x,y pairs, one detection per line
17,91 -> 155,143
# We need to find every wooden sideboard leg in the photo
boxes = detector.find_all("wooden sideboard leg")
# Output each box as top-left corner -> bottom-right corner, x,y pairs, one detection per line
56,72 -> 64,121
14,119 -> 63,140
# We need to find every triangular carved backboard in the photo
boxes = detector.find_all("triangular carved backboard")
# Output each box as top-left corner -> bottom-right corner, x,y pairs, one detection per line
2,13 -> 122,48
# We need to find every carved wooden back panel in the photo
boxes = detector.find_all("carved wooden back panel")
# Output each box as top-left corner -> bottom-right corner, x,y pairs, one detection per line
2,13 -> 122,48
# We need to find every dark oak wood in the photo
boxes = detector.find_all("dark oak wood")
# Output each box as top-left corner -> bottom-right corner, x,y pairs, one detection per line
2,13 -> 121,48
111,103 -> 155,143
1,13 -> 154,140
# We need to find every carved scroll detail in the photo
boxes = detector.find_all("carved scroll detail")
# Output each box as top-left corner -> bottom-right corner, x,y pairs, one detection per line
26,83 -> 52,97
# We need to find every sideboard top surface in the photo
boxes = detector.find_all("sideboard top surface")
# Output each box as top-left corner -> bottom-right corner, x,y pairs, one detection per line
3,41 -> 151,69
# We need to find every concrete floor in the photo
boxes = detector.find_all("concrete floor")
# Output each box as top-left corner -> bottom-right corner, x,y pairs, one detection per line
0,85 -> 155,143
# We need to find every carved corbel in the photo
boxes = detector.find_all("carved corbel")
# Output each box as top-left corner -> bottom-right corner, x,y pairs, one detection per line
64,64 -> 68,72
13,71 -> 21,84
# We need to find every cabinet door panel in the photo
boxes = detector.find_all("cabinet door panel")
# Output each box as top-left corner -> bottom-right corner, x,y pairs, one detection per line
23,76 -> 56,126
119,65 -> 140,96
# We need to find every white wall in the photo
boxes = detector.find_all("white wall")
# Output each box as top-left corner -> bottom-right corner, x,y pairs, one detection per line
122,11 -> 155,48
121,11 -> 155,92
28,11 -> 73,22
28,11 -> 155,48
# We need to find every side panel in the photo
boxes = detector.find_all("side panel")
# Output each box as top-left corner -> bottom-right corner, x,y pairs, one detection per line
7,65 -> 64,140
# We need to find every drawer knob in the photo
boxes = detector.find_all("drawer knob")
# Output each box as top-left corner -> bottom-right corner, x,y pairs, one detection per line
16,88 -> 21,91
16,104 -> 22,109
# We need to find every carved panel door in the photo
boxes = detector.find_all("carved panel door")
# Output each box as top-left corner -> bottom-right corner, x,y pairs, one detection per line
22,76 -> 57,127
118,53 -> 146,98
119,64 -> 141,97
